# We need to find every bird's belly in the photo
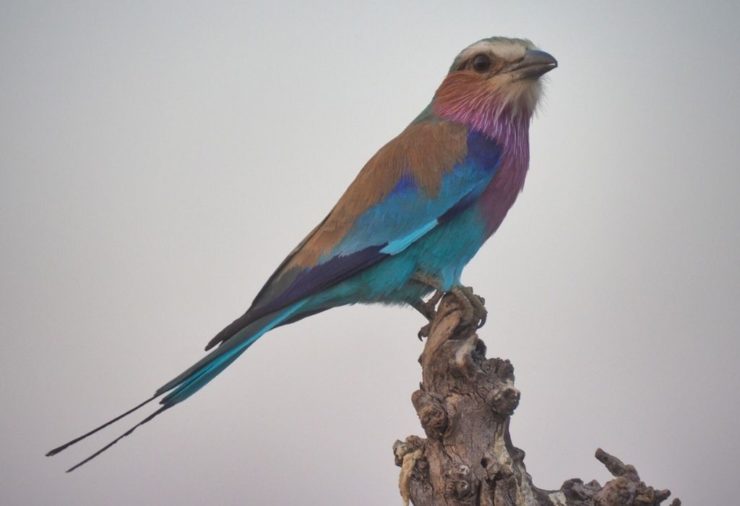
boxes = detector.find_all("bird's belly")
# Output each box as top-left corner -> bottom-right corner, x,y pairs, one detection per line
407,207 -> 487,290
310,207 -> 487,307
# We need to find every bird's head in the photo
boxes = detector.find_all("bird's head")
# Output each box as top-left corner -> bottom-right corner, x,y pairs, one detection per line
433,37 -> 557,134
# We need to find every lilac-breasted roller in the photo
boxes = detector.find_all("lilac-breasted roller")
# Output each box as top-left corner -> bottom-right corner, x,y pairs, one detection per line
48,36 -> 557,471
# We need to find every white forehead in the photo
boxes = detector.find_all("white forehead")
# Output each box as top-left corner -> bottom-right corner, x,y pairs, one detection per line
457,37 -> 535,62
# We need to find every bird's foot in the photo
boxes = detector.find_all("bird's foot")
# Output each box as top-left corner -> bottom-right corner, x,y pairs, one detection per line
412,291 -> 444,340
410,274 -> 488,337
413,291 -> 443,321
450,285 -> 487,330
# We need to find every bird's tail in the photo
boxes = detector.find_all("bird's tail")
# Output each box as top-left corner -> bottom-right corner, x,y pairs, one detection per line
46,300 -> 307,472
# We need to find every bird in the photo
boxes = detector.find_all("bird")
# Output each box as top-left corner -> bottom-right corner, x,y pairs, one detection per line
47,36 -> 557,472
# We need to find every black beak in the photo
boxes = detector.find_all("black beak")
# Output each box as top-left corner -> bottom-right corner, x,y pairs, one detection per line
509,49 -> 558,80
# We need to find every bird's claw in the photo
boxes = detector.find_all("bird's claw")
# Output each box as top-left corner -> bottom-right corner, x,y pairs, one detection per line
451,286 -> 488,331
412,285 -> 488,338
412,290 -> 444,340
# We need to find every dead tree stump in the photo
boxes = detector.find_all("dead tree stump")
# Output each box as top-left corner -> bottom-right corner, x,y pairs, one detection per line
393,293 -> 680,506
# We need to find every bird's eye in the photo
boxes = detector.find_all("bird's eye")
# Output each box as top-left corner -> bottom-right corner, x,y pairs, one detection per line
471,54 -> 492,73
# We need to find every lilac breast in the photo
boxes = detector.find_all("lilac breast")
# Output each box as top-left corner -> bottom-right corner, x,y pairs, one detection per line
476,117 -> 530,237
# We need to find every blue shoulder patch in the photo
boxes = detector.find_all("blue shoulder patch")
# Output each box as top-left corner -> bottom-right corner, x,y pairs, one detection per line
466,130 -> 503,170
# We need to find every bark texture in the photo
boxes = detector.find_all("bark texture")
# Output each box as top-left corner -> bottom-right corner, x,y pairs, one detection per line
393,294 -> 680,506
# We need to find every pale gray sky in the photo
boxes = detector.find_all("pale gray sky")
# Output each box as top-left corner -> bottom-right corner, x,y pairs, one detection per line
2,1 -> 739,504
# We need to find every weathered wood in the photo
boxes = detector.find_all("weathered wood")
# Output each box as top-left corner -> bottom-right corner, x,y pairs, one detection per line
394,293 -> 680,506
